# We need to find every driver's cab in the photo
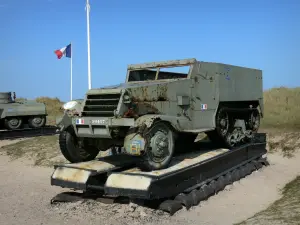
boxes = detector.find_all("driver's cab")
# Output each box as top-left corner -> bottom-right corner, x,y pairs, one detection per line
125,58 -> 196,83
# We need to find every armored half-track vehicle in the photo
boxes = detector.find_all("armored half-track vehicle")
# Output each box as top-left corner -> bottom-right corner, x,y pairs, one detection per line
58,58 -> 263,171
0,92 -> 47,130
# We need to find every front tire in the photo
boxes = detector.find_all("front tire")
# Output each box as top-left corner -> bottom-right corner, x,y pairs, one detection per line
140,121 -> 175,171
59,129 -> 100,163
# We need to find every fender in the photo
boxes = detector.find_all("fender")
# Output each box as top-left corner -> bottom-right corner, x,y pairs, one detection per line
134,114 -> 191,132
56,113 -> 73,132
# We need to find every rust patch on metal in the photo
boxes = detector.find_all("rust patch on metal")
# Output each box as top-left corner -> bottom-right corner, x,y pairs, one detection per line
131,84 -> 168,102
135,115 -> 160,128
157,84 -> 168,101
135,102 -> 160,114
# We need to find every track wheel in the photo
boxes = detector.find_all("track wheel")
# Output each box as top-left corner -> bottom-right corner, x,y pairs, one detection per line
28,116 -> 46,128
205,107 -> 230,146
59,129 -> 100,163
215,107 -> 230,138
249,109 -> 260,133
4,117 -> 23,130
140,121 -> 175,171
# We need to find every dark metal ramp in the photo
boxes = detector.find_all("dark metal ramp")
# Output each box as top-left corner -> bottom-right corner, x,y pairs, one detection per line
51,134 -> 267,199
103,140 -> 266,199
50,133 -> 268,215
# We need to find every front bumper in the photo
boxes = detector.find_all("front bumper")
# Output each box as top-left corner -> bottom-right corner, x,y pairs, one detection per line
73,117 -> 135,138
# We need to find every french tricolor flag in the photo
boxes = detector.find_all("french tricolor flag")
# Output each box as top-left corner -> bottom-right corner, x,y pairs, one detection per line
54,43 -> 71,59
201,104 -> 208,110
76,119 -> 84,125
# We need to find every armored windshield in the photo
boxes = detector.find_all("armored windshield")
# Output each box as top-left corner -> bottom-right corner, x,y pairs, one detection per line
128,70 -> 188,82
127,67 -> 190,82
126,58 -> 195,82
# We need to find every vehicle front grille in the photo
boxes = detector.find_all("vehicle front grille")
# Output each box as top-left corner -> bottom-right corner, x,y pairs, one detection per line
81,93 -> 121,117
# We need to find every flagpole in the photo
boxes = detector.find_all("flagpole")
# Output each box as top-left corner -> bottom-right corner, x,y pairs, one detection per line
70,42 -> 73,100
86,0 -> 92,90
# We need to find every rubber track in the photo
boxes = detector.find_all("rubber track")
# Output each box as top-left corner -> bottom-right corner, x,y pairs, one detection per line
157,156 -> 269,215
0,126 -> 58,140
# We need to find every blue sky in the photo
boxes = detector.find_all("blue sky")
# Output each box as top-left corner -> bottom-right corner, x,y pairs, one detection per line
0,0 -> 299,102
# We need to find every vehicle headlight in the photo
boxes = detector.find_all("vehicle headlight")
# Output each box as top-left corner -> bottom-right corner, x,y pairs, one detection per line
63,101 -> 78,110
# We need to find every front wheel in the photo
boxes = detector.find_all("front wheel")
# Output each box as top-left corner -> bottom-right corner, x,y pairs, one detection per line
139,121 -> 175,171
59,130 -> 100,163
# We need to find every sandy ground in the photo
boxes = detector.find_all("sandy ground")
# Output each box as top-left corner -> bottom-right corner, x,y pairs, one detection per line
0,139 -> 300,225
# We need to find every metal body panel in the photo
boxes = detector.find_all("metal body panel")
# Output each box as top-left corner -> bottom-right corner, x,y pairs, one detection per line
73,117 -> 135,138
0,102 -> 47,118
189,62 -> 263,128
214,63 -> 263,102
189,63 -> 220,129
76,126 -> 111,138
0,92 -> 47,119
74,116 -> 135,127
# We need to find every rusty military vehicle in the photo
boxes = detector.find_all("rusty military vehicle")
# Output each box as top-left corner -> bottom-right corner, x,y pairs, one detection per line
0,92 -> 47,130
58,58 -> 263,171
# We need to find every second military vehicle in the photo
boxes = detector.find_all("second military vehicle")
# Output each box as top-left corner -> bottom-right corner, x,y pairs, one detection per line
0,92 -> 47,130
58,58 -> 263,171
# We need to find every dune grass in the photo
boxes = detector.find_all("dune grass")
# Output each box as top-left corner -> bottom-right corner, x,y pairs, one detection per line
35,97 -> 64,125
236,176 -> 300,225
234,87 -> 300,224
0,135 -> 67,167
260,87 -> 300,130
16,96 -> 64,126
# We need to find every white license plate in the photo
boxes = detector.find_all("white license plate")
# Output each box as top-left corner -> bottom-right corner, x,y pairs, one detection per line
91,119 -> 106,125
